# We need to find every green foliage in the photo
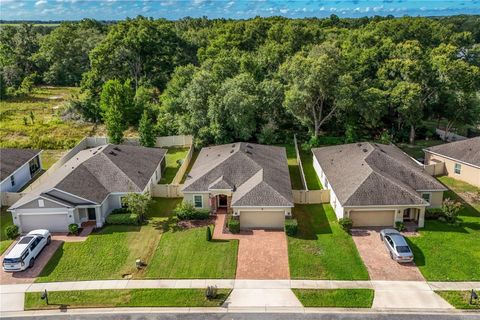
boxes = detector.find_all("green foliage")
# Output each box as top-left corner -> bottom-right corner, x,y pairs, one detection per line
5,225 -> 19,239
206,226 -> 212,241
100,79 -> 133,143
425,208 -> 444,220
123,192 -> 151,222
284,218 -> 298,236
139,109 -> 155,147
338,218 -> 353,231
68,223 -> 79,235
111,208 -> 130,215
106,213 -> 139,225
442,198 -> 463,223
395,221 -> 406,232
227,218 -> 240,234
174,201 -> 210,220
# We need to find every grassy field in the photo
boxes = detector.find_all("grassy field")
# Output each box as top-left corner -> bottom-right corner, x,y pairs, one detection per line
36,198 -> 238,282
0,207 -> 14,255
0,87 -> 102,149
300,150 -> 322,190
396,139 -> 444,159
25,289 -> 231,310
293,289 -> 374,308
158,147 -> 190,184
288,204 -> 369,280
41,149 -> 66,169
435,291 -> 480,309
407,177 -> 480,281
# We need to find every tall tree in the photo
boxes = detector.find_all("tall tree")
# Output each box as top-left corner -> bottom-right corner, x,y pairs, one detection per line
139,109 -> 155,147
100,79 -> 132,143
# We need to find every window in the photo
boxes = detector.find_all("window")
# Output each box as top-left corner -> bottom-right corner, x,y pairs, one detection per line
29,156 -> 40,175
454,163 -> 461,174
10,175 -> 15,186
193,195 -> 203,208
29,238 -> 40,251
421,193 -> 431,203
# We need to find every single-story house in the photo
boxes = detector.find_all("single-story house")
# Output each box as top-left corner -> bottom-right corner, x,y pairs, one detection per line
312,142 -> 447,228
424,137 -> 480,187
1,148 -> 42,193
182,142 -> 294,230
9,144 -> 166,233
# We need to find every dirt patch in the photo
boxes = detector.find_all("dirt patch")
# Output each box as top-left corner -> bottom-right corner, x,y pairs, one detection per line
177,218 -> 215,229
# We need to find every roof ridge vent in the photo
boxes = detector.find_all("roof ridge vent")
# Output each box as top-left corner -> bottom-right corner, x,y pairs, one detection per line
113,146 -> 121,151
109,151 -> 117,156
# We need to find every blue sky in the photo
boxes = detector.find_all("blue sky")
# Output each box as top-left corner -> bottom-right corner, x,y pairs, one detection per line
1,0 -> 479,21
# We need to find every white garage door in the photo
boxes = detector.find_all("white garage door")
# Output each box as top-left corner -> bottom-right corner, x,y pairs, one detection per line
350,210 -> 395,227
20,214 -> 70,232
240,211 -> 285,230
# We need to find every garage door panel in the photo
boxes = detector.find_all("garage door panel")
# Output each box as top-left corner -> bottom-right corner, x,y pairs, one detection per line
240,211 -> 284,229
20,214 -> 69,232
350,210 -> 395,227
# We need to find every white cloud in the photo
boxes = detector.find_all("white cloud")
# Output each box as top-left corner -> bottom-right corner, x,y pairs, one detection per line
35,0 -> 47,6
225,1 -> 235,9
279,8 -> 289,14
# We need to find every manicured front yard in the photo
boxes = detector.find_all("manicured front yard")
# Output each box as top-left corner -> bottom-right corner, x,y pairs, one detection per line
299,150 -> 322,190
407,177 -> 480,281
25,288 -> 231,309
288,204 -> 369,280
293,289 -> 374,308
158,147 -> 190,184
37,198 -> 238,282
435,291 -> 480,309
0,207 -> 14,255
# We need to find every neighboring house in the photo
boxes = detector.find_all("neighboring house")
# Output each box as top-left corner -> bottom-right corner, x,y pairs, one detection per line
424,137 -> 480,187
9,144 -> 166,233
312,142 -> 447,228
182,143 -> 294,230
1,148 -> 42,193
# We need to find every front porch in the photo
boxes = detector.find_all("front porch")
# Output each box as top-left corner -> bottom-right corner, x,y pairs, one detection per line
209,193 -> 232,214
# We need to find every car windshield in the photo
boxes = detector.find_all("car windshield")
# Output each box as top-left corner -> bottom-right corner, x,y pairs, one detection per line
19,236 -> 33,244
396,246 -> 411,253
3,258 -> 21,264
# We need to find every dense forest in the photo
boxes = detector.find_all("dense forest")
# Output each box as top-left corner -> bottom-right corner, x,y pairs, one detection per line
1,15 -> 479,148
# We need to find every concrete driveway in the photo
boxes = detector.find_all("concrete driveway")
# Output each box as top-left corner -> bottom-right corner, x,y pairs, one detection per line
351,228 -> 424,281
0,240 -> 62,285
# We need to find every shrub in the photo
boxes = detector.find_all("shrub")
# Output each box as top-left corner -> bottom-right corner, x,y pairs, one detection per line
228,218 -> 240,234
5,225 -> 19,239
442,198 -> 462,223
284,218 -> 298,236
68,223 -> 79,235
106,213 -> 139,225
395,221 -> 406,232
206,226 -> 212,241
175,202 -> 210,220
425,208 -> 444,220
338,218 -> 353,231
205,286 -> 218,300
110,208 -> 130,215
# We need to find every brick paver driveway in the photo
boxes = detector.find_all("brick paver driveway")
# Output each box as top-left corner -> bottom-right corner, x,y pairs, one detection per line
214,213 -> 290,280
351,228 -> 424,281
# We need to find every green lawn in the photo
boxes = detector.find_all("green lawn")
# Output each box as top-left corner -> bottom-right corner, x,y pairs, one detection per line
41,149 -> 66,169
0,207 -> 14,254
435,291 -> 480,309
293,289 -> 374,308
25,289 -> 231,310
180,150 -> 199,183
300,150 -> 322,190
396,139 -> 444,160
288,204 -> 369,280
37,198 -> 238,282
407,177 -> 480,281
159,148 -> 190,184
278,144 -> 304,190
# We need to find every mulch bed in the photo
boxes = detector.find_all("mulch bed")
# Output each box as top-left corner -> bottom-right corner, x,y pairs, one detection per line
177,218 -> 215,229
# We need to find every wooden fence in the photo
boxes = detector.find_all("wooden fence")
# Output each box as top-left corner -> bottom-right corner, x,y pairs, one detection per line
292,189 -> 330,204
424,162 -> 445,176
171,145 -> 194,184
1,192 -> 25,206
151,184 -> 184,198
293,134 -> 308,190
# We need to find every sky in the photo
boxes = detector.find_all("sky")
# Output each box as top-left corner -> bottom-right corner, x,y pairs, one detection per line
0,0 -> 479,21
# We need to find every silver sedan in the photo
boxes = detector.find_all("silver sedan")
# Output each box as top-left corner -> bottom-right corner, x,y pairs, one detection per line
380,229 -> 414,263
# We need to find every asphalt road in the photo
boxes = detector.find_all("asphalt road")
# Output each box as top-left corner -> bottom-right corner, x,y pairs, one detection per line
3,312 -> 480,320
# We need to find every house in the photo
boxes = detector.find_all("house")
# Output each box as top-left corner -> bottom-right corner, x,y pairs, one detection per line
424,137 -> 480,187
1,148 -> 42,193
182,143 -> 294,230
8,144 -> 166,233
312,142 -> 447,228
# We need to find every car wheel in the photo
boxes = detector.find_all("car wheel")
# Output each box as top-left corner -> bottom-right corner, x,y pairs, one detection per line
47,236 -> 51,245
29,258 -> 35,268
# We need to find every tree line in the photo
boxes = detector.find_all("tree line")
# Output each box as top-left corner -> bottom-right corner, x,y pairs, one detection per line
1,15 -> 479,147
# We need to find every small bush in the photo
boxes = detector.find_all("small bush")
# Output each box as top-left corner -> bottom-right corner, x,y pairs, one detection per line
68,223 -> 79,235
205,286 -> 218,300
395,221 -> 406,232
206,226 -> 212,241
106,213 -> 139,225
442,198 -> 462,224
425,208 -> 444,220
110,208 -> 130,215
5,225 -> 19,239
175,201 -> 210,220
284,218 -> 298,236
338,218 -> 353,231
228,218 -> 240,234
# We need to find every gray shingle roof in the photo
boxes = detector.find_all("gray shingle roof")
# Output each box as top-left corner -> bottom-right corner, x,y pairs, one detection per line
312,142 -> 446,207
425,137 -> 480,167
183,143 -> 294,207
1,148 -> 41,181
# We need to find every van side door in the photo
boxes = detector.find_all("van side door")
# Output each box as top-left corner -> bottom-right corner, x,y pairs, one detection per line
29,237 -> 41,258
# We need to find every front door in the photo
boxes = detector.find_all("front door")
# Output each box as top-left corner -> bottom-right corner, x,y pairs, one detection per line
218,195 -> 228,207
403,208 -> 411,221
87,208 -> 97,220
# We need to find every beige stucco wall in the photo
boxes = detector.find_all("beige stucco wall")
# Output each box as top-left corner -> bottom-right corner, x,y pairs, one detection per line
426,153 -> 480,187
428,191 -> 444,208
183,192 -> 211,209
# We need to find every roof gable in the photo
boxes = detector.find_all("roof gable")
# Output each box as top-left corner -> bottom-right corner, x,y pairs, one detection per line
426,137 -> 480,167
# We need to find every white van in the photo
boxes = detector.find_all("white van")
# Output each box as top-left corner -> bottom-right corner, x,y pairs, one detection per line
2,229 -> 51,272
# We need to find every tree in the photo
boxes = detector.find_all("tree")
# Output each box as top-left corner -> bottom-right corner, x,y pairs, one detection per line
124,192 -> 151,222
100,79 -> 133,143
104,103 -> 125,144
139,109 -> 155,147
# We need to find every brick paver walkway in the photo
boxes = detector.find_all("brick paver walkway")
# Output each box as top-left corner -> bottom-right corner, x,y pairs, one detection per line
213,213 -> 290,280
